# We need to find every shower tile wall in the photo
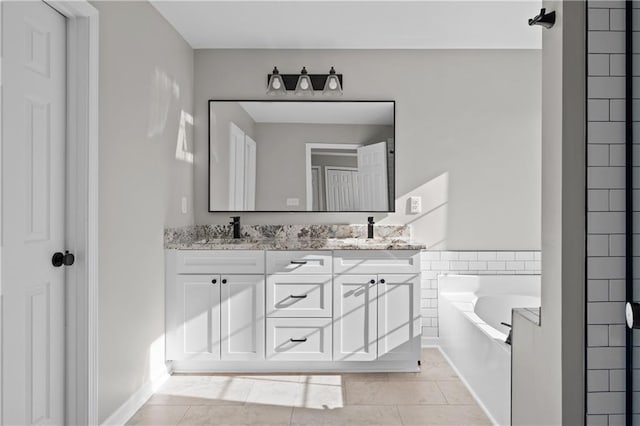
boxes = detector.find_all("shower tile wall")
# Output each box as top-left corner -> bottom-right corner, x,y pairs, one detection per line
420,251 -> 541,339
586,2 -> 630,424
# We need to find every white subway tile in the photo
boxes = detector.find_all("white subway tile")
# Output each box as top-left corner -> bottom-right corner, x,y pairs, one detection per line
421,251 -> 441,261
588,370 -> 610,392
450,261 -> 469,271
589,54 -> 611,76
589,99 -> 610,121
588,279 -> 610,302
610,53 -> 625,76
609,280 -> 625,301
588,212 -> 626,234
534,252 -> 541,261
609,145 -> 625,166
609,369 -> 625,392
610,99 -> 625,121
423,289 -> 437,299
588,324 -> 609,347
421,327 -> 438,338
422,271 -> 438,280
420,261 -> 431,271
610,9 -> 625,31
588,32 -> 625,54
588,234 -> 610,257
477,252 -> 497,261
525,261 -> 541,271
496,252 -> 515,261
587,415 -> 609,426
420,308 -> 437,318
469,261 -> 487,271
440,251 -> 459,261
588,76 -> 625,99
589,9 -> 610,31
487,261 -> 506,271
588,347 -> 625,369
515,252 -> 534,261
505,261 -> 525,271
431,261 -> 450,271
458,252 -> 478,261
609,324 -> 625,347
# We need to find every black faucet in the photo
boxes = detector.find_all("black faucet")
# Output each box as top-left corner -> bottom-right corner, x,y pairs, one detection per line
367,216 -> 375,239
500,322 -> 512,345
230,216 -> 241,239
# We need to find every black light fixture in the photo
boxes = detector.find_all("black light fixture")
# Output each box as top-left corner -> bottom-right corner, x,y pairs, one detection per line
266,66 -> 343,96
266,66 -> 287,95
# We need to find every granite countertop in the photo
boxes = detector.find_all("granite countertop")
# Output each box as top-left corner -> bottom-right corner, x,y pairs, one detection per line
164,224 -> 426,250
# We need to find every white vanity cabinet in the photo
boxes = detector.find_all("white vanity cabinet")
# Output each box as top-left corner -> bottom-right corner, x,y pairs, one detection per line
333,251 -> 421,362
166,248 -> 420,372
166,250 -> 265,362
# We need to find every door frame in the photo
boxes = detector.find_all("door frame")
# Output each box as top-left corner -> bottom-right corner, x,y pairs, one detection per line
0,1 -> 100,424
304,143 -> 361,210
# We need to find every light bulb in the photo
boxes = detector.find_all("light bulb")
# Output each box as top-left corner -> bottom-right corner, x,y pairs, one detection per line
300,80 -> 309,90
272,79 -> 281,90
329,79 -> 338,90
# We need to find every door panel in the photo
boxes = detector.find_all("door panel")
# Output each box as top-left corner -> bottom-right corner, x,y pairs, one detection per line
221,275 -> 265,361
377,274 -> 421,361
333,275 -> 377,361
2,2 -> 66,424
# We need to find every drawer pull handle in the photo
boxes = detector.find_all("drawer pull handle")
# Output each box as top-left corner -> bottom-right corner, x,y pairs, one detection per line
290,294 -> 308,299
290,260 -> 308,265
290,338 -> 307,343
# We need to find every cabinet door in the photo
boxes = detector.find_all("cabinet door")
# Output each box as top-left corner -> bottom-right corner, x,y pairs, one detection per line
377,274 -> 421,361
170,275 -> 221,361
221,274 -> 265,361
333,275 -> 378,361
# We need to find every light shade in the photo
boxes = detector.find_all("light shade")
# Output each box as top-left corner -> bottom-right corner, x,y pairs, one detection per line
323,66 -> 342,96
294,67 -> 314,96
267,66 -> 287,95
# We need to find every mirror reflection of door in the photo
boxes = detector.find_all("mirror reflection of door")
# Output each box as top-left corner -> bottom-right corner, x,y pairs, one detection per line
325,167 -> 360,211
357,141 -> 388,211
229,122 -> 257,210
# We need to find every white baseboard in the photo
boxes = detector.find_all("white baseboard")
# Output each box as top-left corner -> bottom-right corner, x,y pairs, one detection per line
100,367 -> 171,426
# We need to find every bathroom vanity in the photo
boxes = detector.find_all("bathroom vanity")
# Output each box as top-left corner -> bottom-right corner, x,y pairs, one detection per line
164,225 -> 423,373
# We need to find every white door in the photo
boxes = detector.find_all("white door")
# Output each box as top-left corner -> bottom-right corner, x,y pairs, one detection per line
228,122 -> 245,210
377,274 -> 421,361
2,2 -> 67,424
174,275 -> 221,361
243,135 -> 256,210
325,168 -> 358,211
357,141 -> 388,211
333,275 -> 378,361
221,275 -> 265,361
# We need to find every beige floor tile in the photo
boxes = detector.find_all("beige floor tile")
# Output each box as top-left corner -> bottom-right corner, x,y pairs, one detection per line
246,379 -> 344,409
177,405 -> 293,425
345,381 -> 446,405
341,372 -> 389,382
291,405 -> 402,425
437,380 -> 477,405
126,404 -> 189,426
148,375 -> 253,405
397,404 -> 491,425
421,349 -> 450,366
299,375 -> 344,386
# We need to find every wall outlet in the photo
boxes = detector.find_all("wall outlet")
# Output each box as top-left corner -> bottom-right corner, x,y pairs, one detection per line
286,198 -> 300,207
181,196 -> 188,214
409,196 -> 421,214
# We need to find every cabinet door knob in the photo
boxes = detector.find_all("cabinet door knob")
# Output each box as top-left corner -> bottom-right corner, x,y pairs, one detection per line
211,279 -> 217,284
222,279 -> 228,284
370,279 -> 376,284
379,279 -> 385,284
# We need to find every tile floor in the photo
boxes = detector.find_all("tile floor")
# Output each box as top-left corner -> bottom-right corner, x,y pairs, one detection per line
127,348 -> 491,425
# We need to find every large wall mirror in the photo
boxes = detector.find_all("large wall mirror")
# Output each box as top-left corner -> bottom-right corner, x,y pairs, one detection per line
208,100 -> 395,212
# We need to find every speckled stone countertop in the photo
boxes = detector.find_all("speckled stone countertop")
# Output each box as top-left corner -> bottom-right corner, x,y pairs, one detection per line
164,224 -> 425,250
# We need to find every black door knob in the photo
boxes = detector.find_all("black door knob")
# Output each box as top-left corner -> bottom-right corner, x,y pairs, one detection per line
211,279 -> 217,284
222,279 -> 228,284
369,279 -> 376,284
379,279 -> 386,284
52,250 -> 75,267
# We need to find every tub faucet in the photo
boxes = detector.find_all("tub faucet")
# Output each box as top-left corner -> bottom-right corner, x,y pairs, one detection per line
230,216 -> 241,239
500,322 -> 512,345
367,216 -> 375,239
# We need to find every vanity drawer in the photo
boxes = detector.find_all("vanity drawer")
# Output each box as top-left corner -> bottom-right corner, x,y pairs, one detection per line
175,250 -> 265,274
266,318 -> 332,361
333,250 -> 420,274
266,251 -> 332,274
266,275 -> 332,318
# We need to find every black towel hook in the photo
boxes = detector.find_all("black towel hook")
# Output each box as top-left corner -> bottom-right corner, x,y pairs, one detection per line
528,8 -> 556,29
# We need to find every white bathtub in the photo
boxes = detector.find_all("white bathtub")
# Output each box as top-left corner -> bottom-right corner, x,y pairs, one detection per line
438,275 -> 540,426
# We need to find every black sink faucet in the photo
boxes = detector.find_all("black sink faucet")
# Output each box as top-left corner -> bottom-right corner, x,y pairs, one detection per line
368,216 -> 375,239
230,216 -> 241,239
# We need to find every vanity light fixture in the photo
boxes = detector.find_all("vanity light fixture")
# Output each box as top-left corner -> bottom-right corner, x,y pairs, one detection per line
266,66 -> 287,95
266,66 -> 343,96
294,67 -> 314,96
323,67 -> 343,96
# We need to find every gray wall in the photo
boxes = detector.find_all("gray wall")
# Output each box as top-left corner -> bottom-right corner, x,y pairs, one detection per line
511,1 -> 585,424
209,102 -> 256,209
253,123 -> 390,211
194,49 -> 542,250
93,1 -> 194,422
